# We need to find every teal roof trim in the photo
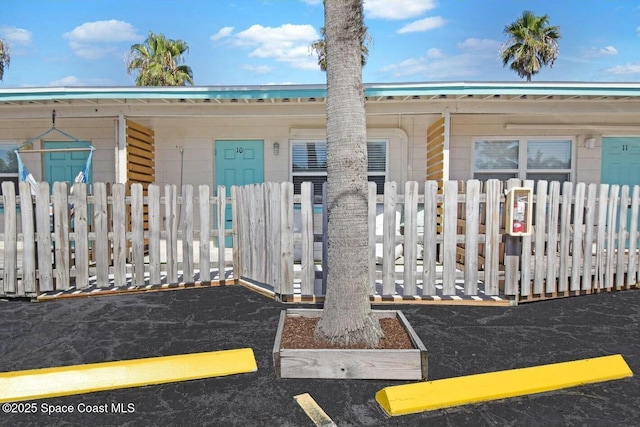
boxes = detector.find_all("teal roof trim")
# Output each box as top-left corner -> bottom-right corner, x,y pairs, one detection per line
2,82 -> 640,103
363,82 -> 640,97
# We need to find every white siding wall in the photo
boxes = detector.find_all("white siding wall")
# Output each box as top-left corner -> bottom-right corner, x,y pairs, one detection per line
1,105 -> 638,190
449,113 -> 640,184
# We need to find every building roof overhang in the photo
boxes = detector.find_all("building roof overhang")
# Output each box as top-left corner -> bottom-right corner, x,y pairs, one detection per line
2,81 -> 640,107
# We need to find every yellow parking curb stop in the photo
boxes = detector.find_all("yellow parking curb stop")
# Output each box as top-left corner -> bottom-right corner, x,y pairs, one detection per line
0,348 -> 257,403
376,354 -> 632,416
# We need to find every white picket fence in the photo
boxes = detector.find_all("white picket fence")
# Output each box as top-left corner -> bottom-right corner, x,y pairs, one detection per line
0,181 -> 232,298
1,179 -> 639,303
235,179 -> 640,302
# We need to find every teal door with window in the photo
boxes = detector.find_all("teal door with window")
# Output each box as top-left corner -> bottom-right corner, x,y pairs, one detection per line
602,137 -> 640,247
44,141 -> 92,187
215,140 -> 264,246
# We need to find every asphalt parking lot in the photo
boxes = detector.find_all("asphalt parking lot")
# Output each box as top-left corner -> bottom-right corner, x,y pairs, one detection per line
1,285 -> 639,426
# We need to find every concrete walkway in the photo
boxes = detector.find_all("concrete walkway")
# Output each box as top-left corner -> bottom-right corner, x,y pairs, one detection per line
1,285 -> 639,426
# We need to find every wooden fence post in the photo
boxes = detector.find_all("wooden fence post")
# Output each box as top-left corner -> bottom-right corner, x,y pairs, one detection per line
581,183 -> 597,291
571,182 -> 586,292
52,182 -> 70,290
18,182 -> 36,295
595,184 -> 609,290
148,184 -> 162,285
72,183 -> 89,289
605,185 -> 619,289
545,181 -> 561,294
368,182 -> 377,294
616,185 -> 629,289
484,180 -> 501,295
382,181 -> 397,295
130,183 -> 145,287
422,181 -> 437,295
111,184 -> 127,287
164,184 -> 178,285
182,184 -> 195,283
267,182 -> 281,288
2,181 -> 17,294
300,182 -> 315,294
442,181 -> 457,295
280,182 -> 294,294
34,182 -> 53,292
216,185 -> 226,282
231,185 -> 241,281
403,181 -> 418,295
93,182 -> 110,287
198,185 -> 211,282
464,179 -> 480,295
533,180 -> 548,295
628,185 -> 640,287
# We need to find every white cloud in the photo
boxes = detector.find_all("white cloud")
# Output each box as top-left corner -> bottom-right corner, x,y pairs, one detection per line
67,42 -> 120,60
365,0 -> 437,20
604,63 -> 640,75
48,75 -> 113,86
426,48 -> 443,59
585,45 -> 618,58
600,46 -> 618,55
211,26 -> 234,42
0,26 -> 32,46
300,0 -> 322,5
64,20 -> 140,43
231,24 -> 320,70
457,38 -> 502,52
63,20 -> 141,59
381,38 -> 502,79
48,76 -> 82,86
397,16 -> 445,34
241,64 -> 272,74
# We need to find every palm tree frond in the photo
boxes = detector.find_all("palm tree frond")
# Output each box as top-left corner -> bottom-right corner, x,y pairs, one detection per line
126,31 -> 194,86
500,10 -> 561,81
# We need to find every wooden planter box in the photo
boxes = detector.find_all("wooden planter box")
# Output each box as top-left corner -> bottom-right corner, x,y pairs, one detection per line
273,308 -> 428,380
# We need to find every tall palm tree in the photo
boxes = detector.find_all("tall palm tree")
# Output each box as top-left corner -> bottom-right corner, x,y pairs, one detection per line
0,38 -> 10,81
126,32 -> 193,86
315,0 -> 383,347
501,11 -> 560,81
310,26 -> 371,71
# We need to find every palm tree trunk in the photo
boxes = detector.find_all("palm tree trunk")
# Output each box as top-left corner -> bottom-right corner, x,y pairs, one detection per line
315,0 -> 383,347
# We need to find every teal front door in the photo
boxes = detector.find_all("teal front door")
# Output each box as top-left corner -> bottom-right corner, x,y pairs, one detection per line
44,141 -> 92,187
215,140 -> 264,246
601,137 -> 640,247
601,137 -> 640,186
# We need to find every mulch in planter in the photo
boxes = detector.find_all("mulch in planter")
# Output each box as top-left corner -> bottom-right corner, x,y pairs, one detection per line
280,315 -> 414,350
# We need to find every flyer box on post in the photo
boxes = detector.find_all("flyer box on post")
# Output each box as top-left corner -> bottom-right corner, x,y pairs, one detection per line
505,187 -> 532,236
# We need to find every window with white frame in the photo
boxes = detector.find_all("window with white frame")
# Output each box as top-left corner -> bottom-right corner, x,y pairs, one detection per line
291,140 -> 387,195
0,142 -> 19,196
473,138 -> 573,183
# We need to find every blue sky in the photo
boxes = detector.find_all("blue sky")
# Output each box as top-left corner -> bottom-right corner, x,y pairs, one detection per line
1,0 -> 640,87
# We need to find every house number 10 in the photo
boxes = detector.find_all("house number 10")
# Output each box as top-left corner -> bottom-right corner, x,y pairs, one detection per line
236,147 -> 244,153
